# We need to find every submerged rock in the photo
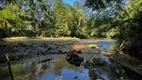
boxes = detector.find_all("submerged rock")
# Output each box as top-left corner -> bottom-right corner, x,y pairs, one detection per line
65,53 -> 84,66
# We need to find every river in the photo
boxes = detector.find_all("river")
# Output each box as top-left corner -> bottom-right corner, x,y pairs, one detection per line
0,40 -> 133,80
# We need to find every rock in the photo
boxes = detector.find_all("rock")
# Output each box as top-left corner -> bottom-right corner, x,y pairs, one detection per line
48,47 -> 52,50
42,58 -> 52,62
84,58 -> 108,68
18,43 -> 27,47
63,51 -> 67,54
66,53 -> 84,66
41,52 -> 46,55
57,50 -> 63,54
0,58 -> 7,63
76,50 -> 81,54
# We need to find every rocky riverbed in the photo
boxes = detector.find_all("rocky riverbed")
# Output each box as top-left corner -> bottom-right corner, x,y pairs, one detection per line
0,39 -> 111,66
0,38 -> 142,80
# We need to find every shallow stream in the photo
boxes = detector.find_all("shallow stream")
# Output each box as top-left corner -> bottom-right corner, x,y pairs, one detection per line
0,40 -> 131,80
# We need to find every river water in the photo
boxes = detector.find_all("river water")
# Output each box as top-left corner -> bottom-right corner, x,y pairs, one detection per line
0,40 -> 131,80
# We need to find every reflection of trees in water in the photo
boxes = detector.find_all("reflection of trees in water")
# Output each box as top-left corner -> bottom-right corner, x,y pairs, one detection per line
88,69 -> 97,80
39,62 -> 50,75
88,68 -> 103,80
1,61 -> 51,80
54,68 -> 62,75
1,64 -> 25,76
23,63 -> 31,74
30,62 -> 37,73
0,68 -> 9,80
53,56 -> 76,75
54,56 -> 68,75
0,63 -> 34,80
11,64 -> 24,75
41,62 -> 49,70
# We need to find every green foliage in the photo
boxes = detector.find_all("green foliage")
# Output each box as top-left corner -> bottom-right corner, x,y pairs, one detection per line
0,3 -> 26,38
106,27 -> 120,38
84,0 -> 123,11
109,44 -> 118,51
0,28 -> 9,38
84,0 -> 142,56
0,0 -> 88,38
0,0 -> 142,41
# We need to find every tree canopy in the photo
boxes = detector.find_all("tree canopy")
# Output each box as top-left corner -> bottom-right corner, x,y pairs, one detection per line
0,0 -> 142,42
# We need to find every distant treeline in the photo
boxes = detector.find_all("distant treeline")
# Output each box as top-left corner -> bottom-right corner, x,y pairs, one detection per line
0,0 -> 142,41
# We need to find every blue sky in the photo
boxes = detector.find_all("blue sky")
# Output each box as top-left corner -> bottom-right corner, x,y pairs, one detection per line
62,0 -> 80,5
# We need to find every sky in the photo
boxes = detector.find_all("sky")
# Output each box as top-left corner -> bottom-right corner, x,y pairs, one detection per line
62,0 -> 80,6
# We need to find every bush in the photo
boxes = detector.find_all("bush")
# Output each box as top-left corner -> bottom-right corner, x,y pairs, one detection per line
0,28 -> 10,38
109,44 -> 118,51
11,30 -> 37,37
106,27 -> 120,39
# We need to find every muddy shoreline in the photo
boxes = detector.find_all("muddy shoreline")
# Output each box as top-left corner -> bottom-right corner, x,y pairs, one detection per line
0,40 -> 79,66
1,39 -> 142,80
0,39 -> 108,67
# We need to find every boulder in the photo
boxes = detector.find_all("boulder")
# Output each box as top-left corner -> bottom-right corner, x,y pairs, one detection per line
66,53 -> 84,66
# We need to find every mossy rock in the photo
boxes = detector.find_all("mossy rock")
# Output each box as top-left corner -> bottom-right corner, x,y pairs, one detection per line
88,44 -> 100,49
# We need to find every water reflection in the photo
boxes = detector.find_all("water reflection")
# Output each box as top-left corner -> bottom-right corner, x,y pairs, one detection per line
0,56 -> 89,80
88,69 -> 98,80
0,55 -> 131,80
84,55 -> 129,80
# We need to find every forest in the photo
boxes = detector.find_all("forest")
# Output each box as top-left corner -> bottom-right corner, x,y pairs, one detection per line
0,0 -> 142,80
0,0 -> 141,38
0,0 -> 142,56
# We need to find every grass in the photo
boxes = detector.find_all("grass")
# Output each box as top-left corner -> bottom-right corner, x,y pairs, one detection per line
37,36 -> 80,40
4,36 -> 80,42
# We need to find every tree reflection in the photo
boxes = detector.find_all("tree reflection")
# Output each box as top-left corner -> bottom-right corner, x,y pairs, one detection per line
0,68 -> 9,80
88,69 -> 96,80
39,62 -> 50,75
54,56 -> 76,75
11,64 -> 24,75
30,62 -> 37,74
